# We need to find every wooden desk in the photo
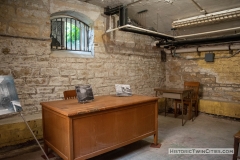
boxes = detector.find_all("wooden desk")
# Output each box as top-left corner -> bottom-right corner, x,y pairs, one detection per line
154,88 -> 193,126
41,95 -> 159,160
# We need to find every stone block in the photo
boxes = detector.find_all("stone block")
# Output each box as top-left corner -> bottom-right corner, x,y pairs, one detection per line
54,87 -> 69,93
25,0 -> 46,9
77,70 -> 95,78
94,30 -> 104,43
0,4 -> 15,21
0,22 -> 7,34
0,69 -> 11,75
88,78 -> 106,87
201,77 -> 216,83
71,79 -> 87,85
16,8 -> 49,19
95,52 -> 110,59
41,68 -> 59,76
97,86 -> 113,95
17,87 -> 36,94
49,77 -> 70,85
60,70 -> 76,76
23,99 -> 36,105
14,79 -> 25,86
95,71 -> 108,78
87,63 -> 103,69
8,22 -> 40,37
40,22 -> 51,39
70,63 -> 86,70
12,67 -> 32,78
37,55 -> 50,62
26,78 -> 48,85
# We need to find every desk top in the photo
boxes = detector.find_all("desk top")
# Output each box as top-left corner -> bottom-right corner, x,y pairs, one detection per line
40,95 -> 158,117
154,87 -> 193,94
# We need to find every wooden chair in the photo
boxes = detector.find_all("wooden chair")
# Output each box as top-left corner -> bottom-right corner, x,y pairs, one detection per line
233,130 -> 240,160
174,81 -> 200,119
63,90 -> 77,100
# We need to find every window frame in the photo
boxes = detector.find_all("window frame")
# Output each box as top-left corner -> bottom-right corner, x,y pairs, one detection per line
50,15 -> 94,58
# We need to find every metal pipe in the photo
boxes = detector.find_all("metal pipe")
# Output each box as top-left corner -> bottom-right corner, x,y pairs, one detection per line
20,113 -> 49,160
231,43 -> 240,50
198,45 -> 228,52
109,15 -> 112,29
164,44 -> 240,54
164,48 -> 196,54
106,25 -> 128,33
175,27 -> 240,39
191,0 -> 206,13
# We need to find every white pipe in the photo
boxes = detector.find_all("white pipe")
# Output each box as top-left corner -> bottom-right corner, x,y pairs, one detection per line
106,25 -> 128,33
110,15 -> 112,29
198,45 -> 228,52
175,27 -> 240,39
164,44 -> 240,54
164,48 -> 196,54
126,24 -> 174,38
231,44 -> 240,50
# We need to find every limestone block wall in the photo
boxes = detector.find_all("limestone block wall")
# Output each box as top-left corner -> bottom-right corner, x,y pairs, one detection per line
165,50 -> 240,118
0,0 -> 165,147
0,0 -> 164,116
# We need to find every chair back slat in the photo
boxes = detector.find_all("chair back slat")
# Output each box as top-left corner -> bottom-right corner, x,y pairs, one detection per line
63,90 -> 77,100
184,81 -> 200,100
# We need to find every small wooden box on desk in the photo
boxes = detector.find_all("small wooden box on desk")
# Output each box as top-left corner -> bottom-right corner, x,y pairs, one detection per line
40,95 -> 159,160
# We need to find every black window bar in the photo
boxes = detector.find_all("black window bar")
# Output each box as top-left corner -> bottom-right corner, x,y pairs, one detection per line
51,17 -> 90,52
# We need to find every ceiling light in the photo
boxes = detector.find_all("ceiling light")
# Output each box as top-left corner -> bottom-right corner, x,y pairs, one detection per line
172,7 -> 240,28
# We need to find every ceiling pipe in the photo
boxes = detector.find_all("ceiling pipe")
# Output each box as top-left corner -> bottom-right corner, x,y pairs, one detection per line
191,0 -> 207,14
162,33 -> 240,46
164,43 -> 240,54
175,27 -> 240,39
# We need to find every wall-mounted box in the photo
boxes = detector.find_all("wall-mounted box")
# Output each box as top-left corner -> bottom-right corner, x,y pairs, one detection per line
205,53 -> 215,62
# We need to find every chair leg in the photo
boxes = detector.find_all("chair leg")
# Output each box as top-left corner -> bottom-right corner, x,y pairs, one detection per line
178,104 -> 181,115
187,103 -> 192,120
164,98 -> 167,116
233,137 -> 239,160
195,102 -> 199,116
174,102 -> 177,118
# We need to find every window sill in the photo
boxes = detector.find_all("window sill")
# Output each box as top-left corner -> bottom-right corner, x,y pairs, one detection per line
50,50 -> 94,58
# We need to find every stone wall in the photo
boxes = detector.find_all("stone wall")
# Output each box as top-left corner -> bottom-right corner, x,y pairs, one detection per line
165,50 -> 240,102
0,0 -> 164,117
164,50 -> 240,118
0,0 -> 165,147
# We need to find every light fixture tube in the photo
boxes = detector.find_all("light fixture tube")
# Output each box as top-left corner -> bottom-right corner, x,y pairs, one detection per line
172,7 -> 240,28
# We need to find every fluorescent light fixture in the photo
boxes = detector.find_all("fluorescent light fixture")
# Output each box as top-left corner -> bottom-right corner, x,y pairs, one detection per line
172,7 -> 240,28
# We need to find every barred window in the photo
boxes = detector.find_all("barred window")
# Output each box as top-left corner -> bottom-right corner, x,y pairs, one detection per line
50,16 -> 93,54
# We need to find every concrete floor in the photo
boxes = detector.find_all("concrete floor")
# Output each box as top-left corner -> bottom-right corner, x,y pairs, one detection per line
1,113 -> 239,160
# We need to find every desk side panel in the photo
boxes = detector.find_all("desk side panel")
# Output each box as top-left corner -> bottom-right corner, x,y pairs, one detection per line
42,107 -> 69,159
72,101 -> 156,159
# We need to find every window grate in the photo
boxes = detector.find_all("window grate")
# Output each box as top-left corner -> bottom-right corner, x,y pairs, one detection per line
51,17 -> 90,52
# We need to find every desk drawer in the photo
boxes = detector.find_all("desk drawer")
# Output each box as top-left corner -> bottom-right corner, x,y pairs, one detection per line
163,93 -> 181,99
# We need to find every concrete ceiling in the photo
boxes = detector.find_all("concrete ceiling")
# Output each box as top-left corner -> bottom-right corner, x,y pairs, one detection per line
79,0 -> 240,41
